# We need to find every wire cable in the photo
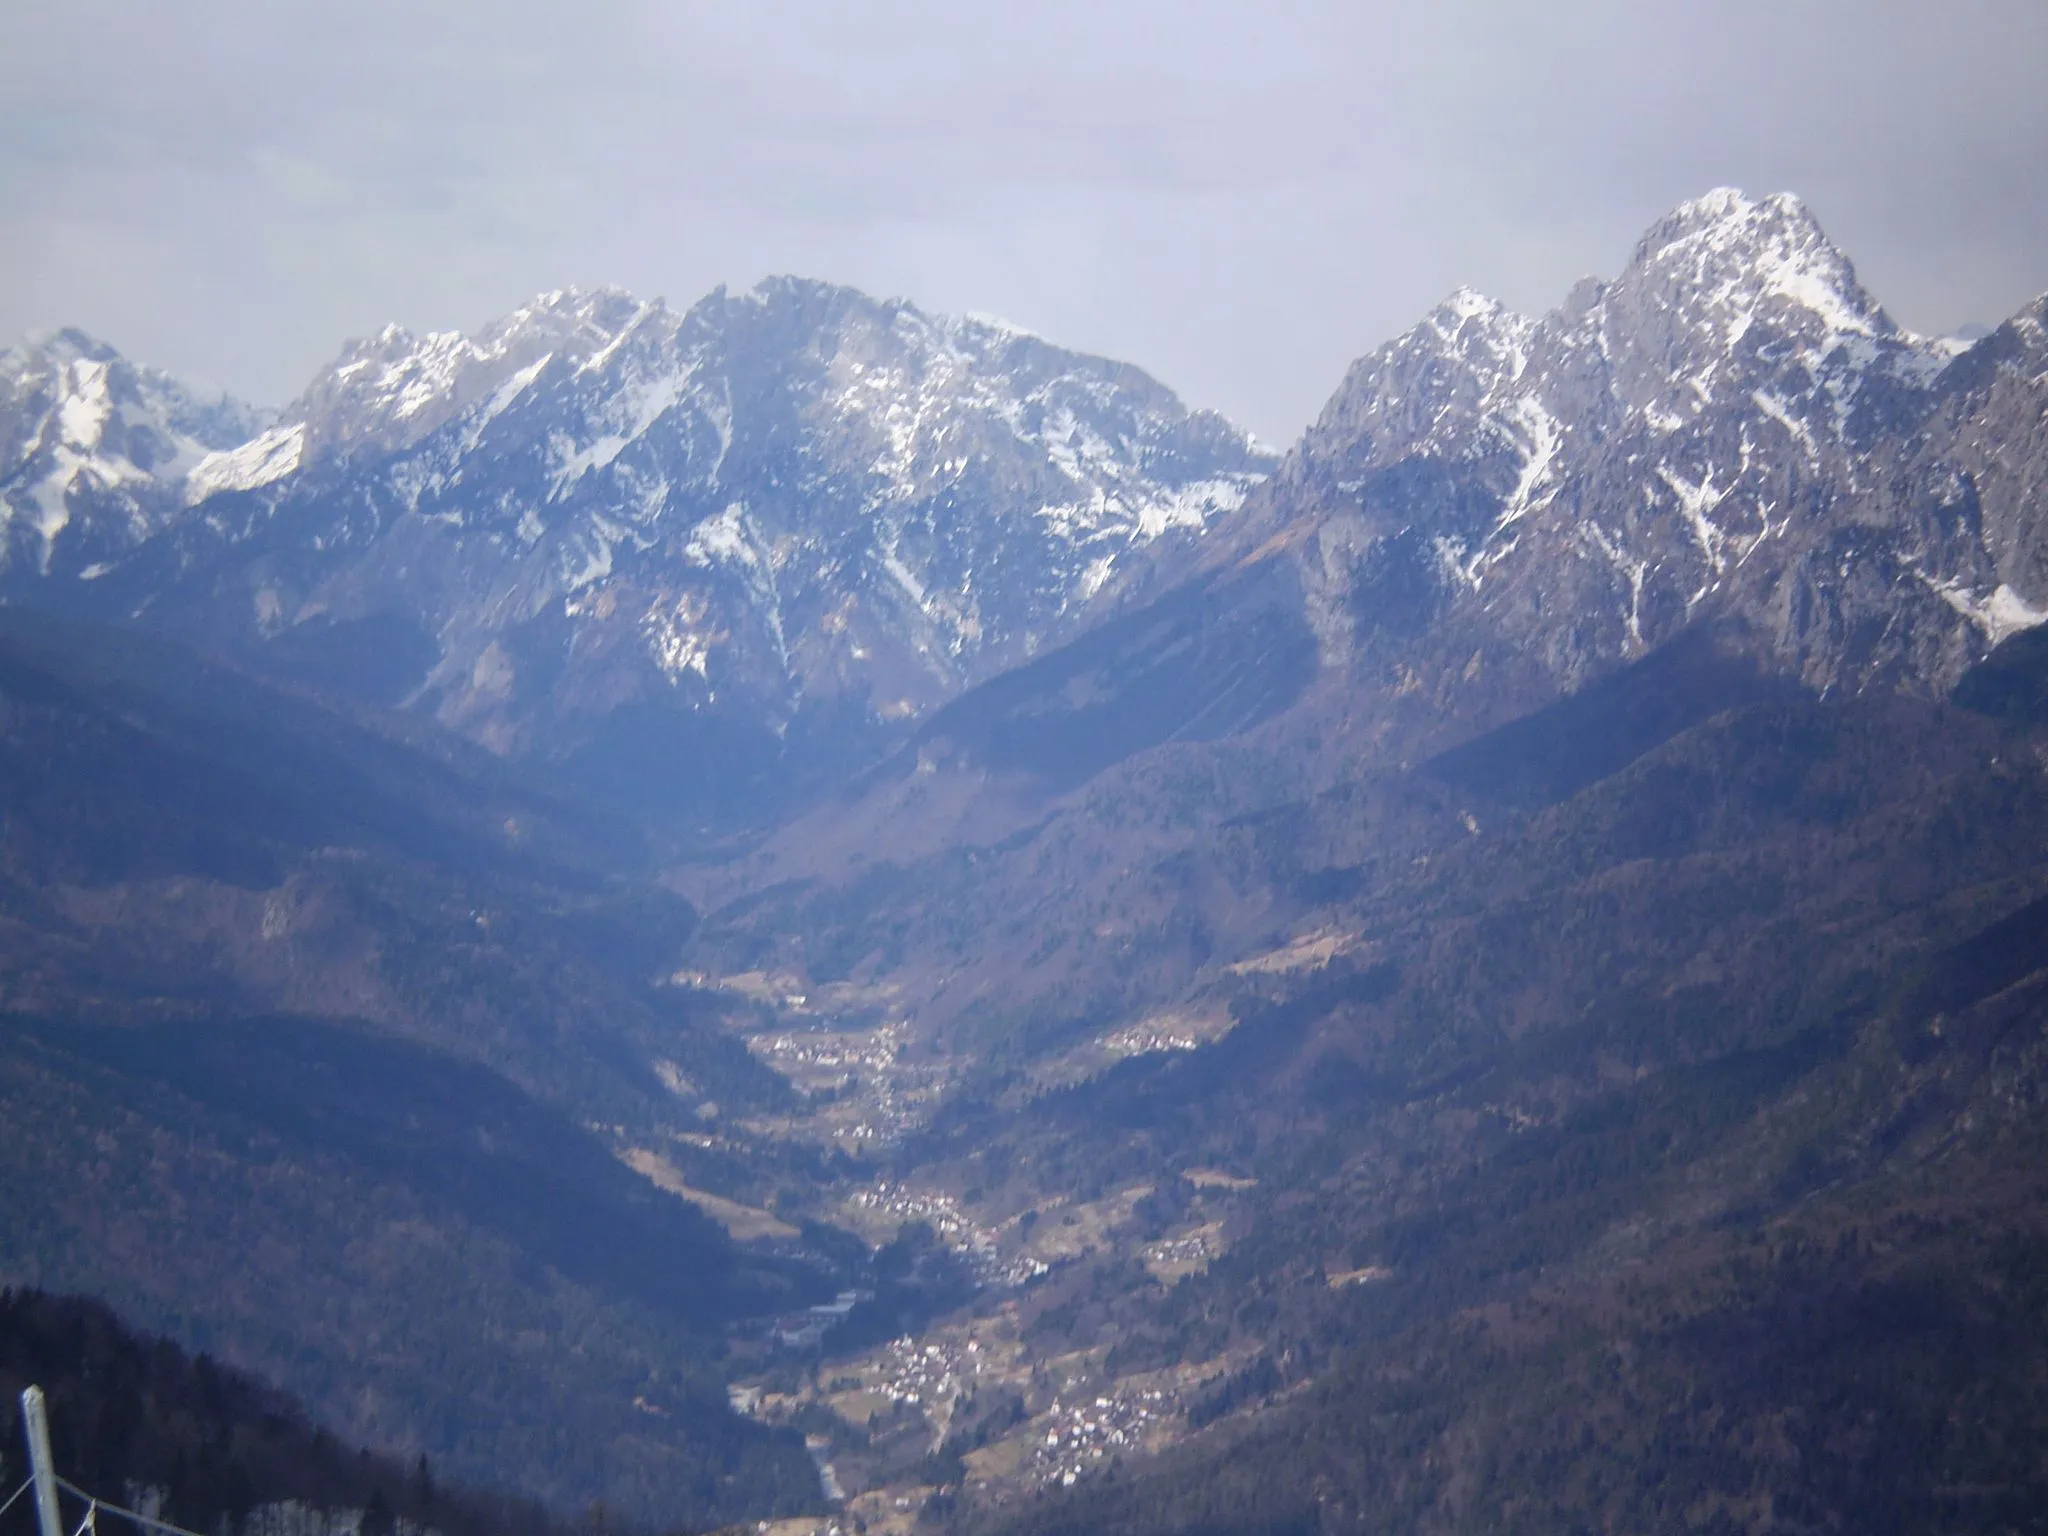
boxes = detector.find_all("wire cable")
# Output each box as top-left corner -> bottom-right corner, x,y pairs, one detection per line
52,1480 -> 211,1536
0,1478 -> 36,1522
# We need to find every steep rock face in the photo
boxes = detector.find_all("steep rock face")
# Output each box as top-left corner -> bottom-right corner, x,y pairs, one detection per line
1251,189 -> 2042,710
0,331 -> 268,586
57,281 -> 1271,818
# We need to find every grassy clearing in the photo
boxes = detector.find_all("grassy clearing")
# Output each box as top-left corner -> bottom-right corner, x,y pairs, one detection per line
619,1147 -> 801,1240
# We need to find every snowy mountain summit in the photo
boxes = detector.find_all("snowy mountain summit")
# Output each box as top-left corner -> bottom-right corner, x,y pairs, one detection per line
0,331 -> 270,580
1253,187 -> 2047,706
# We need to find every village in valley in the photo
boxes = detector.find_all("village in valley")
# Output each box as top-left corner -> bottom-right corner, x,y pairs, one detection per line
640,969 -> 1260,1531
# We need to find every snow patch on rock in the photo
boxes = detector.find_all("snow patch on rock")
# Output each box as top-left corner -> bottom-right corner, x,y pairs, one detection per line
185,423 -> 306,504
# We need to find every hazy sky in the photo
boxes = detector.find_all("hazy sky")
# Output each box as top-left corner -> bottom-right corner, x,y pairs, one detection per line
3,0 -> 2045,443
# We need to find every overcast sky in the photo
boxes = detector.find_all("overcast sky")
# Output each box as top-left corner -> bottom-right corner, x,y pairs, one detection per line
3,0 -> 2045,443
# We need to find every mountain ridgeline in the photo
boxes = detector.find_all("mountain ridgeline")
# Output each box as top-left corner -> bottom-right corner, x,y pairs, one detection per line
2,283 -> 1270,828
1,189 -> 2047,1535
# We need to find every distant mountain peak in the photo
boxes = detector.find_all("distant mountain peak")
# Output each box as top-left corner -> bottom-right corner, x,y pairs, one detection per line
1270,185 -> 2048,708
1658,184 -> 1795,228
1423,286 -> 1535,359
284,289 -> 661,465
1622,186 -> 1894,345
0,331 -> 268,578
1436,284 -> 1517,321
21,325 -> 125,367
1639,187 -> 1829,255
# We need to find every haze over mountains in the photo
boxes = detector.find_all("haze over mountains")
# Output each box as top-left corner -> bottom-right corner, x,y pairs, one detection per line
2,282 -> 1270,825
5,189 -> 2036,834
3,189 -> 2048,1536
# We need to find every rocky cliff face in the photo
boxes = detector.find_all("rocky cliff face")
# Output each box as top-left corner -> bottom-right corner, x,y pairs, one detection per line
1235,190 -> 2044,718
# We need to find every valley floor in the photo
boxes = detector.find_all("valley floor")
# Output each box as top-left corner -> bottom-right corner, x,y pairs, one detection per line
637,968 -> 1261,1529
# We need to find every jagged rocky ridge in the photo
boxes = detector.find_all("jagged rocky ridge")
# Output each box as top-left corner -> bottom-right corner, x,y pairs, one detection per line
1230,188 -> 2048,713
0,282 -> 1273,822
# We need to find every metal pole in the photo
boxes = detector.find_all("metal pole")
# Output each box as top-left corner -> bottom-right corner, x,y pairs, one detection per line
19,1387 -> 62,1536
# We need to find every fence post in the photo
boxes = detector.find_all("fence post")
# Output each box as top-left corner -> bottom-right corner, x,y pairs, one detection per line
19,1387 -> 62,1536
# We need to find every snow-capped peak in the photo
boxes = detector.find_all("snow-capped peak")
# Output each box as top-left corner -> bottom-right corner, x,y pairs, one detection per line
1274,185 -> 2045,704
1426,288 -> 1535,371
282,287 -> 652,467
1437,286 -> 1514,324
0,330 -> 267,578
1624,187 -> 1893,346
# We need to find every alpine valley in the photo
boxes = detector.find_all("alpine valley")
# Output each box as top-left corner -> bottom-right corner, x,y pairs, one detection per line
4,189 -> 2048,1536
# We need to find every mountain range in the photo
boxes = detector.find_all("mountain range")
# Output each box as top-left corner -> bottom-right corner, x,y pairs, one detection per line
3,282 -> 1270,825
680,188 -> 2048,1057
3,189 -> 2048,1536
